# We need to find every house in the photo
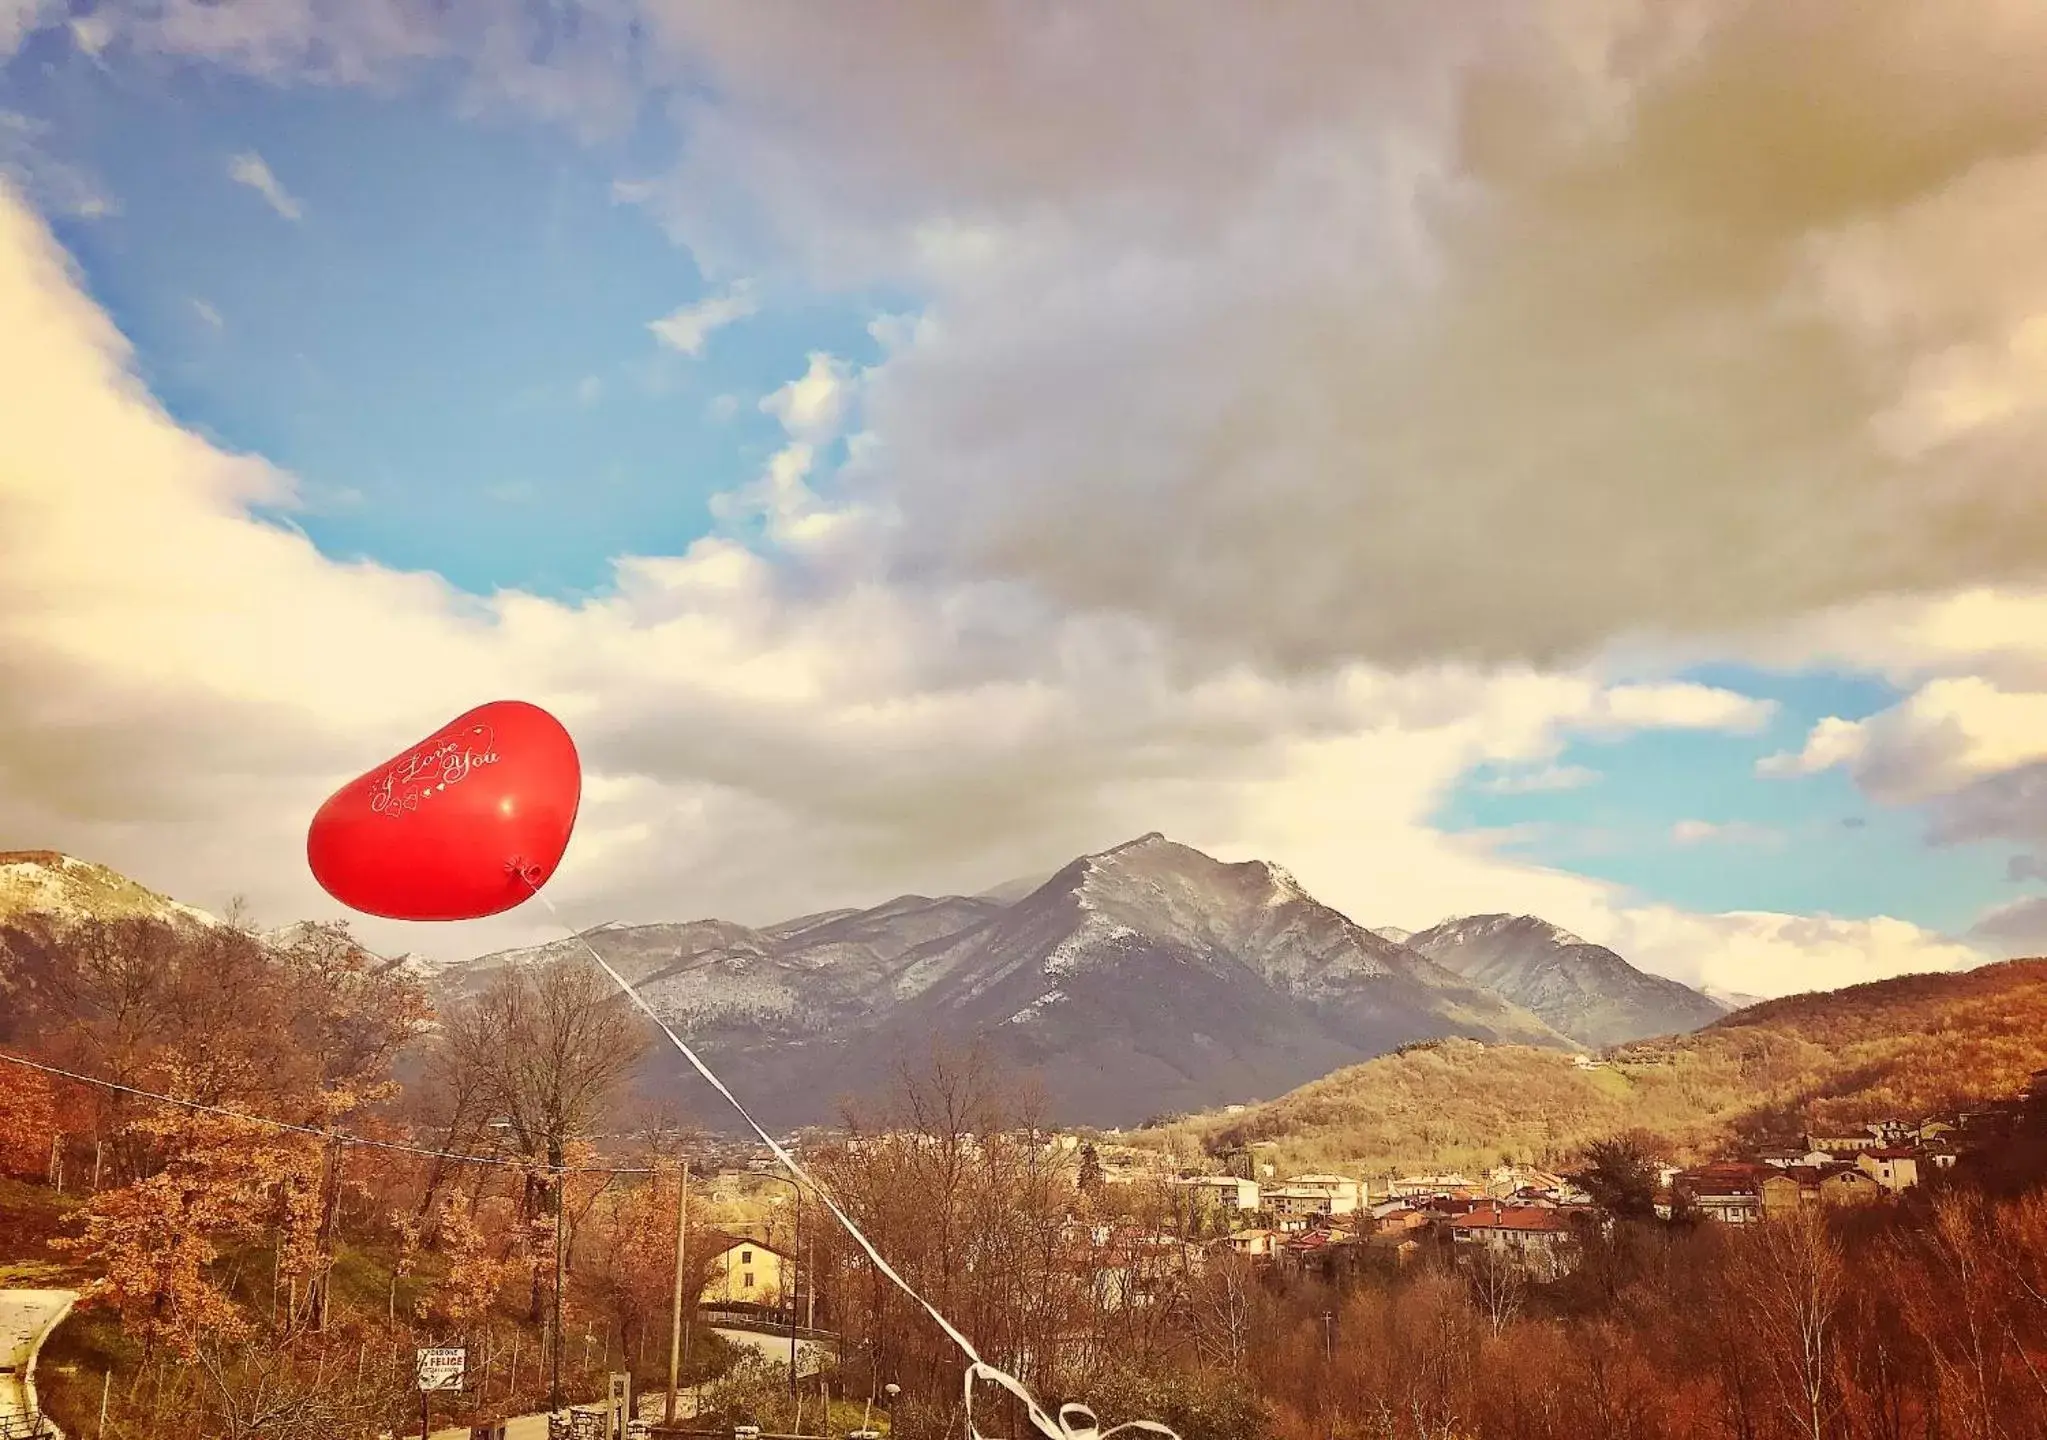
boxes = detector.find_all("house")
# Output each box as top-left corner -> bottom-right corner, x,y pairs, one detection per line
1818,1168 -> 1883,1206
1389,1173 -> 1475,1198
1857,1148 -> 1922,1192
1267,1186 -> 1345,1220
1284,1174 -> 1365,1214
1677,1164 -> 1766,1224
1759,1172 -> 1807,1219
1359,1232 -> 1424,1271
1277,1227 -> 1358,1280
1448,1203 -> 1583,1279
1372,1207 -> 1431,1237
1174,1175 -> 1261,1211
1218,1227 -> 1277,1258
1807,1131 -> 1881,1155
1486,1165 -> 1569,1198
697,1231 -> 790,1308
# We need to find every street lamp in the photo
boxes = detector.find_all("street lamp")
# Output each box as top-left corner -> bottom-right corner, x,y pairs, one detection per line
754,1173 -> 805,1401
855,1382 -> 898,1439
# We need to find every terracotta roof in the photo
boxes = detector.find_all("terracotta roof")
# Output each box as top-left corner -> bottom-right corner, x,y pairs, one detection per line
699,1230 -> 788,1260
1864,1147 -> 1921,1161
1450,1204 -> 1575,1234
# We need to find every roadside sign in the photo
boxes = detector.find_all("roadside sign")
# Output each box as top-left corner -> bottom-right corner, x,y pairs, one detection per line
415,1347 -> 466,1392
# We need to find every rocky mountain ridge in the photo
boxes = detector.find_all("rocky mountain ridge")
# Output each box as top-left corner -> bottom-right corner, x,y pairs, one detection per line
1402,912 -> 1727,1048
0,841 -> 1729,1128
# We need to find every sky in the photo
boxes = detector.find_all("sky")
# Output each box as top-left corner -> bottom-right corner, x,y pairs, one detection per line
1,1 -> 2045,998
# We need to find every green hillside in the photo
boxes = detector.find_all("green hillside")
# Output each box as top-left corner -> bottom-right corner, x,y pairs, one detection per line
1152,958 -> 2047,1175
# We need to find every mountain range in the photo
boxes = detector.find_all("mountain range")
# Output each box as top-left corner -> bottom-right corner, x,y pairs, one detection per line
440,833 -> 1731,1127
0,837 -> 1734,1129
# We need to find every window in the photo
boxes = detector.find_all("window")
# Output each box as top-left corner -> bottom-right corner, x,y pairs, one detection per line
741,1249 -> 753,1263
742,1271 -> 755,1289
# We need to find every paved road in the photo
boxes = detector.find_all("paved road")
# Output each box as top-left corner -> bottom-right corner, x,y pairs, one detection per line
0,1289 -> 77,1436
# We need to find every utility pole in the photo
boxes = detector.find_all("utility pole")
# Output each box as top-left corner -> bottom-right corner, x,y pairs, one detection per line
666,1158 -> 689,1425
789,1185 -> 802,1403
551,1169 -> 566,1418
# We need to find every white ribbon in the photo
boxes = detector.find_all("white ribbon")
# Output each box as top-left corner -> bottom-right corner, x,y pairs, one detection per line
967,1362 -> 1181,1440
524,887 -> 1182,1440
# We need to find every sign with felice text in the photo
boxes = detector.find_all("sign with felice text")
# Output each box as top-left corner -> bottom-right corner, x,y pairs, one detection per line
415,1347 -> 465,1392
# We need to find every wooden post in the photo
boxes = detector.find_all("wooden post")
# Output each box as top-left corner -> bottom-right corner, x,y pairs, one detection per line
665,1159 -> 688,1425
98,1369 -> 110,1437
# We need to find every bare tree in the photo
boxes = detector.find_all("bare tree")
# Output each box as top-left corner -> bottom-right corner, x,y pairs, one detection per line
441,959 -> 650,1200
1730,1208 -> 1847,1440
1466,1245 -> 1527,1341
438,959 -> 649,1322
1189,1252 -> 1258,1373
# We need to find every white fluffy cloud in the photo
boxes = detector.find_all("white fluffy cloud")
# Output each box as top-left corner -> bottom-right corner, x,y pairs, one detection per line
0,175 -> 1972,998
648,282 -> 757,357
613,2 -> 2047,672
3,0 -> 2040,997
1760,681 -> 2047,803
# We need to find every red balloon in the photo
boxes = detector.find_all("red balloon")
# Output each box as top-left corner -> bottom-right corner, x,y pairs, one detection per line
308,700 -> 582,921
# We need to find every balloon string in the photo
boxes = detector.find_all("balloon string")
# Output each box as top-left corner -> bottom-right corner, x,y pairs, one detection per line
518,885 -> 1179,1440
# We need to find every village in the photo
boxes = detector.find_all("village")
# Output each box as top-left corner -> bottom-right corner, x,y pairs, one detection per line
674,1065 -> 2047,1330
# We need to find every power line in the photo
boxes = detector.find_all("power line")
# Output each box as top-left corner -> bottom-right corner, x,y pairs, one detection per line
0,1049 -> 661,1176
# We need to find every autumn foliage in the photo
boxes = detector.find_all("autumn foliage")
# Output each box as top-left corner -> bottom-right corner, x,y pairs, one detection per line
9,915 -> 2047,1439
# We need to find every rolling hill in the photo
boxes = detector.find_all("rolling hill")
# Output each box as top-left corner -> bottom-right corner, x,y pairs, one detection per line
1159,957 -> 2047,1178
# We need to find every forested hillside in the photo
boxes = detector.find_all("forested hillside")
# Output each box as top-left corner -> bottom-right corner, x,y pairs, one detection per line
1159,959 -> 2047,1175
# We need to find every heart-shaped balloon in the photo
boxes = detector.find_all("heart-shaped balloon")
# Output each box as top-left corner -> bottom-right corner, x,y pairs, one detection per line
308,700 -> 581,922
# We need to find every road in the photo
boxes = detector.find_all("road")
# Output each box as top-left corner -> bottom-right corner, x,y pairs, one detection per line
710,1325 -> 831,1377
0,1289 -> 77,1437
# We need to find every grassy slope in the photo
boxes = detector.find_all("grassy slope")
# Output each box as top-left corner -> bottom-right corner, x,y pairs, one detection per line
1158,958 -> 2047,1175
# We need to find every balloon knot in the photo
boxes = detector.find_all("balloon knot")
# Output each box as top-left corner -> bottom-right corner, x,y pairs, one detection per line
506,858 -> 545,888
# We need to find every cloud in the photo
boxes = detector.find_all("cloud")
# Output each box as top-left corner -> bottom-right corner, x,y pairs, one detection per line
2010,854 -> 2047,883
761,352 -> 852,443
6,6 -> 2041,1015
0,0 -> 55,59
648,282 -> 757,357
1761,682 -> 2047,803
1478,763 -> 1599,795
1670,818 -> 1781,848
0,173 -> 1961,1003
34,4 -> 2047,669
1589,684 -> 1776,735
1604,909 -> 1982,998
191,299 -> 224,330
1757,716 -> 1869,779
1970,895 -> 2047,957
614,2 -> 2047,672
1,111 -> 117,220
227,151 -> 304,221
